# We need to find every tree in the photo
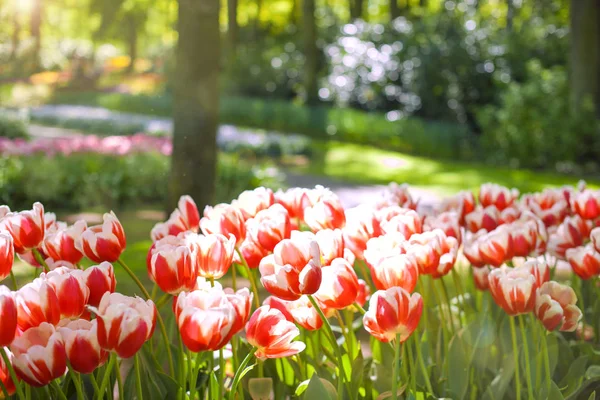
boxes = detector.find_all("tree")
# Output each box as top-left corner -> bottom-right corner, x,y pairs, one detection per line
169,0 -> 220,210
390,0 -> 399,21
303,0 -> 319,104
227,0 -> 239,56
570,0 -> 600,115
10,7 -> 20,61
349,0 -> 364,20
30,0 -> 42,70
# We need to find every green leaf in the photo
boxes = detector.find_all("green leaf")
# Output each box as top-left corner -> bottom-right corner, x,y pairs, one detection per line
586,366 -> 600,380
559,355 -> 588,397
482,355 -> 516,400
350,350 -> 365,395
157,371 -> 181,398
304,373 -> 336,400
295,379 -> 311,397
588,392 -> 596,400
540,381 -> 565,400
448,335 -> 469,400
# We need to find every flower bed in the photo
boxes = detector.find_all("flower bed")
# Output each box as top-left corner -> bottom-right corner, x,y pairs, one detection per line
0,181 -> 599,399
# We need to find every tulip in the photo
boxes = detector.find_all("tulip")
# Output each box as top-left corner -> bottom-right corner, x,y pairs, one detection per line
369,252 -> 419,293
472,266 -> 491,291
465,206 -> 500,233
259,237 -> 322,301
58,319 -> 108,374
547,215 -> 591,258
565,244 -> 600,280
16,248 -> 48,268
246,204 -> 291,252
82,262 -> 116,307
0,231 -> 14,281
150,222 -> 169,242
462,230 -> 487,268
16,279 -> 60,331
314,258 -> 360,309
355,279 -> 370,307
479,183 -> 519,211
0,351 -> 16,397
522,189 -> 569,227
520,260 -> 550,288
488,266 -> 537,315
283,295 -> 323,330
174,195 -> 201,232
423,211 -> 462,245
535,281 -> 582,332
187,232 -> 236,280
499,206 -> 521,225
1,202 -> 45,254
303,190 -> 346,231
76,212 -> 126,263
262,296 -> 294,322
478,225 -> 514,267
10,322 -> 66,386
591,226 -> 600,253
439,190 -> 476,222
292,229 -> 352,267
510,219 -> 539,257
407,230 -> 458,278
380,209 -> 422,239
236,237 -> 269,269
246,306 -> 306,360
42,267 -> 90,319
91,293 -> 156,358
147,235 -> 195,295
342,205 -> 382,259
274,187 -> 311,221
0,286 -> 17,346
571,189 -> 600,220
233,187 -> 275,220
363,233 -> 407,268
363,286 -> 423,343
42,220 -> 86,264
200,204 -> 246,246
376,183 -> 417,210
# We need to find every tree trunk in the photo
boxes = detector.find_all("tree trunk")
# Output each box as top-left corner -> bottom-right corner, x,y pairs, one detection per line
506,0 -> 514,31
30,0 -> 42,70
390,0 -> 399,21
126,15 -> 138,74
570,0 -> 600,115
227,0 -> 239,57
349,0 -> 364,20
169,0 -> 220,210
10,9 -> 20,61
254,0 -> 263,37
302,0 -> 319,105
289,0 -> 298,25
419,0 -> 426,7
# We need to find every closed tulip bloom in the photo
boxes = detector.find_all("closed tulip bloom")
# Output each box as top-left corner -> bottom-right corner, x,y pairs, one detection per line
174,195 -> 201,232
259,238 -> 322,301
16,247 -> 49,268
591,227 -> 600,253
521,260 -> 550,288
0,351 -> 16,397
246,204 -> 291,252
380,209 -> 422,239
82,262 -> 116,307
42,267 -> 90,319
465,206 -> 500,233
0,231 -> 14,281
407,230 -> 458,278
314,258 -> 360,309
58,319 -> 108,374
285,295 -> 323,330
292,229 -> 351,267
355,279 -> 370,307
547,215 -> 591,258
363,233 -> 408,269
571,189 -> 600,220
499,206 -> 521,225
233,187 -> 275,220
76,212 -> 126,263
303,191 -> 346,231
275,187 -> 311,221
246,306 -> 306,360
223,286 -> 253,341
148,235 -> 195,294
200,204 -> 246,246
478,226 -> 514,267
488,266 -> 537,315
0,286 -> 17,346
10,322 -> 66,387
535,281 -> 582,332
423,211 -> 462,245
376,183 -> 417,210
473,266 -> 491,291
262,296 -> 294,322
236,237 -> 269,269
16,279 -> 60,331
42,220 -> 86,264
462,230 -> 487,268
363,286 -> 423,343
522,189 -> 569,227
188,232 -> 236,280
91,293 -> 156,359
343,206 -> 382,259
440,190 -> 476,222
1,202 -> 45,254
479,183 -> 519,211
566,244 -> 600,280
369,252 -> 419,292
509,220 -> 538,257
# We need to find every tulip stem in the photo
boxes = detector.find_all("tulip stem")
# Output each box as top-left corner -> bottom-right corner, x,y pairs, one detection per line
508,316 -> 521,400
439,278 -> 457,333
135,354 -> 144,400
229,350 -> 256,400
414,334 -> 435,395
407,338 -> 417,395
114,355 -> 124,400
353,302 -> 366,315
518,315 -> 534,400
0,347 -> 24,400
117,258 -> 175,376
0,379 -> 8,398
391,336 -> 401,400
235,248 -> 260,308
32,248 -> 49,272
307,295 -> 350,399
50,380 -> 68,400
231,262 -> 237,291
9,270 -> 18,290
541,330 -> 552,394
335,311 -> 352,356
219,348 -> 225,399
89,372 -> 101,397
97,354 -> 115,399
67,363 -> 85,400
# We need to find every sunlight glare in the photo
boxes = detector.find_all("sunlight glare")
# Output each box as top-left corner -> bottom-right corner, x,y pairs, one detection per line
16,0 -> 35,13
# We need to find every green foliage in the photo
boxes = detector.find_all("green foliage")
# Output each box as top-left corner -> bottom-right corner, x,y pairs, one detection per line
0,152 -> 282,211
477,61 -> 600,172
0,115 -> 29,139
29,115 -> 148,136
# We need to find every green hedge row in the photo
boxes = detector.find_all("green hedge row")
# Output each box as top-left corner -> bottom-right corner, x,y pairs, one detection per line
48,92 -> 476,160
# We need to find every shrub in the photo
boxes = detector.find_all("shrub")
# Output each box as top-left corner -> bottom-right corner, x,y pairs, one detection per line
0,152 -> 283,211
0,114 -> 29,139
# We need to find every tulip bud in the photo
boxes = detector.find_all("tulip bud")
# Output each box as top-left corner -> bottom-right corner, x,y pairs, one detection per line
571,189 -> 600,220
148,235 -> 195,295
535,281 -> 582,332
16,279 -> 60,331
246,306 -> 306,360
380,209 -> 422,239
1,203 -> 45,254
82,262 -> 116,307
479,183 -> 519,211
314,258 -> 360,310
472,265 -> 491,291
58,319 -> 108,373
42,267 -> 90,319
200,204 -> 246,246
76,212 -> 126,263
303,190 -> 346,231
465,206 -> 500,233
566,244 -> 600,280
488,266 -> 537,315
233,187 -> 275,220
42,220 -> 87,264
246,204 -> 291,252
342,206 -> 382,259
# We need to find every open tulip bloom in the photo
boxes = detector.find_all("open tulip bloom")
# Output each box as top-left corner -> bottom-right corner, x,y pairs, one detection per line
0,182 -> 596,400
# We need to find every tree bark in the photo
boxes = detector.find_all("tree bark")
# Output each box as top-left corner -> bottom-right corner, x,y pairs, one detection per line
126,14 -> 138,74
303,0 -> 319,104
169,0 -> 220,210
570,0 -> 600,115
506,0 -> 514,31
227,0 -> 239,56
349,0 -> 364,20
30,0 -> 42,70
390,0 -> 399,21
10,9 -> 20,61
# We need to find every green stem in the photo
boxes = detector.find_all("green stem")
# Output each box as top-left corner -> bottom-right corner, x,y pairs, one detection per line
68,365 -> 85,400
335,311 -> 352,356
0,347 -> 24,400
150,283 -> 159,301
509,317 -> 522,400
308,295 -> 350,398
229,350 -> 255,400
50,380 -> 68,400
518,315 -> 534,400
414,334 -> 434,395
439,278 -> 457,333
353,302 -> 366,315
115,355 -> 124,400
231,262 -> 238,291
451,268 -> 473,314
219,348 -> 225,400
392,336 -> 401,400
235,248 -> 260,308
135,354 -> 144,400
575,278 -> 587,342
9,270 -> 18,290
406,338 -> 417,395
32,248 -> 49,272
208,353 -> 214,400
530,314 -> 541,391
178,335 -> 186,400
89,372 -> 101,398
97,354 -> 116,400
117,258 -> 175,376
542,331 -> 552,395
0,378 -> 8,398
401,342 -> 409,389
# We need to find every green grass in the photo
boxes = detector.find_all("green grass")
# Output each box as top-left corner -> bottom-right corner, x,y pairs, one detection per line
292,141 -> 598,196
